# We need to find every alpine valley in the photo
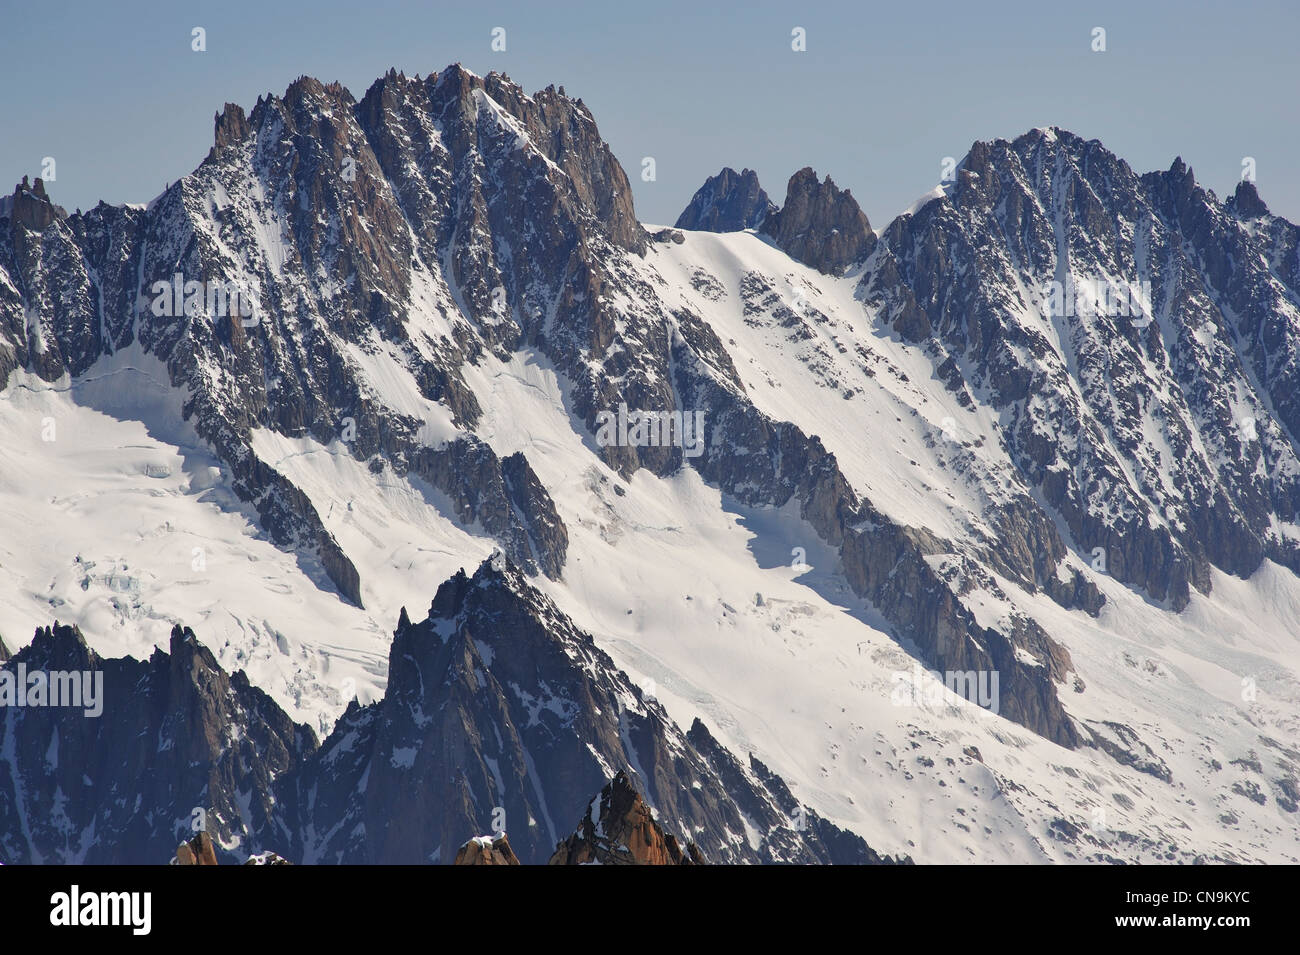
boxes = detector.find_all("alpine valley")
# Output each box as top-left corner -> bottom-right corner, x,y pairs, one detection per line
1,64 -> 1298,864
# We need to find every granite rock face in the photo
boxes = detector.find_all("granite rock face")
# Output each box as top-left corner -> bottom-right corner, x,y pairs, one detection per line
453,834 -> 521,865
0,623 -> 317,864
678,165 -> 876,274
761,167 -> 876,274
675,167 -> 775,233
172,831 -> 219,866
865,128 -> 1300,612
548,771 -> 701,865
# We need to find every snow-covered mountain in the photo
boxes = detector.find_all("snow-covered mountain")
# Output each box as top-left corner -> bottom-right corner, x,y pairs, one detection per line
0,564 -> 895,864
1,65 -> 1298,863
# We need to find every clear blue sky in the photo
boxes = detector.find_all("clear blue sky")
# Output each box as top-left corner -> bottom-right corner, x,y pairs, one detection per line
3,0 -> 1297,229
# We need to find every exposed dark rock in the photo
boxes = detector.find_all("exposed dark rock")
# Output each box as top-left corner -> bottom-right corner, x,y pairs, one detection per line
762,167 -> 876,274
871,126 -> 1300,612
675,167 -> 775,233
1228,180 -> 1269,219
0,623 -> 317,864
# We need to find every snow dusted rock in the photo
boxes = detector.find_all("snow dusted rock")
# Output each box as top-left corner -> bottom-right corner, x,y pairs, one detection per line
0,68 -> 579,604
675,167 -> 775,233
870,127 -> 1300,610
172,834 -> 292,864
453,834 -> 520,865
243,851 -> 293,865
0,623 -> 315,864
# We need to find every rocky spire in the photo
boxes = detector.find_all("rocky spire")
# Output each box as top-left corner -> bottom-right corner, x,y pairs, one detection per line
9,176 -> 63,231
675,166 -> 775,232
1229,179 -> 1270,219
761,167 -> 876,274
548,771 -> 702,865
210,102 -> 251,158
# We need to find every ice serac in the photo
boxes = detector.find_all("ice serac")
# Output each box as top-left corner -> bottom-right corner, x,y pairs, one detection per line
761,167 -> 876,274
272,556 -> 902,865
0,623 -> 317,864
674,167 -> 775,233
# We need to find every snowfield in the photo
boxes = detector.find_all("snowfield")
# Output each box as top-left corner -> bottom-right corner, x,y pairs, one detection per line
3,223 -> 1298,863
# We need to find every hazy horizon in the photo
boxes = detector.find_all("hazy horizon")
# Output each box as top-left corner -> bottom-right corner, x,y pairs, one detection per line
3,0 -> 1297,229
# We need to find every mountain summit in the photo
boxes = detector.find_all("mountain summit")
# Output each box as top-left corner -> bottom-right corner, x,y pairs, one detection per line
3,69 -> 1299,864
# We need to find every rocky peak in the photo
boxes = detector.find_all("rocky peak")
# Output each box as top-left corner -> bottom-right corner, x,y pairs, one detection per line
1154,155 -> 1201,215
675,166 -> 775,232
8,176 -> 64,232
172,831 -> 219,866
1230,179 -> 1270,219
209,102 -> 250,157
0,620 -> 316,863
453,834 -> 521,865
761,167 -> 875,274
548,771 -> 701,865
23,620 -> 94,672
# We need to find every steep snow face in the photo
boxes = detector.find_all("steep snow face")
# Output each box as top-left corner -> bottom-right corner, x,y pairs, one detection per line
0,355 -> 400,738
1,66 -> 1299,864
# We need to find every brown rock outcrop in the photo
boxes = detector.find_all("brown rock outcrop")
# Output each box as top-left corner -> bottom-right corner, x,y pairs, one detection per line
548,771 -> 702,865
172,831 -> 219,866
762,167 -> 875,274
453,834 -> 521,865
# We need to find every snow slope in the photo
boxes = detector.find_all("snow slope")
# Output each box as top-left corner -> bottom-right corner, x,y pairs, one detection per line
2,225 -> 1298,864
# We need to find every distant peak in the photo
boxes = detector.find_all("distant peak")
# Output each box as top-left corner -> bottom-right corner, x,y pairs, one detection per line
8,175 -> 64,231
761,166 -> 875,274
675,166 -> 774,232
